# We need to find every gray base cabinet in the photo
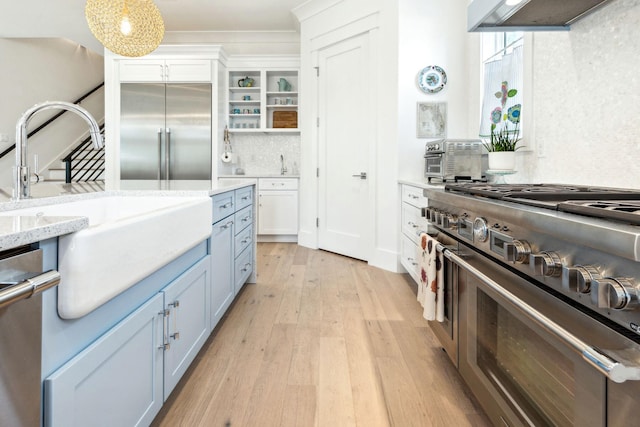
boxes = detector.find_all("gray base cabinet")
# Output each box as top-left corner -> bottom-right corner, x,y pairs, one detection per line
44,257 -> 211,427
210,216 -> 234,329
161,259 -> 210,398
210,185 -> 255,330
42,184 -> 256,427
44,294 -> 165,427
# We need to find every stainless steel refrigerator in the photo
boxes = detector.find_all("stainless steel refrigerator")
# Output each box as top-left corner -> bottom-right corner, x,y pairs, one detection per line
120,83 -> 212,180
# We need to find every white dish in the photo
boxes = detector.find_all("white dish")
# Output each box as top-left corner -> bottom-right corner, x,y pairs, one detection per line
417,65 -> 447,94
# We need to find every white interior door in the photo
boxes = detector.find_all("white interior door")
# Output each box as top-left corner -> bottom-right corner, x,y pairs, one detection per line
317,33 -> 371,261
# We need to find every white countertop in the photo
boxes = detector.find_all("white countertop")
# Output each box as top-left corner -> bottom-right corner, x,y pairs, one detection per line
398,178 -> 444,190
0,179 -> 256,251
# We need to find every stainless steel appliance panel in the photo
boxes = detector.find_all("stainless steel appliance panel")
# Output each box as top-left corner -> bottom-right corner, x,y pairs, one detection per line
455,244 -> 628,427
121,83 -> 166,180
1,292 -> 42,426
0,248 -> 52,427
165,84 -> 211,180
120,83 -> 212,180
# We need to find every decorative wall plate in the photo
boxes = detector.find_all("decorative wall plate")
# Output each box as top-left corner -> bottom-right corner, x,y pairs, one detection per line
417,65 -> 447,94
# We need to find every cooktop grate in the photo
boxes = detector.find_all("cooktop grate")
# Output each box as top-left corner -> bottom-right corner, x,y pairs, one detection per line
559,200 -> 640,225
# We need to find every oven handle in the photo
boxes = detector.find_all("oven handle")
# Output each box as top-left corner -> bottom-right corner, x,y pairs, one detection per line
437,243 -> 640,384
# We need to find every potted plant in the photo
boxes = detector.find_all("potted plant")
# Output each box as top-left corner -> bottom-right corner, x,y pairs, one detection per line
483,83 -> 522,171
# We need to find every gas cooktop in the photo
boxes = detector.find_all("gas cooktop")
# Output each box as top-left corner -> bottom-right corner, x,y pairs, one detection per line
444,183 -> 640,225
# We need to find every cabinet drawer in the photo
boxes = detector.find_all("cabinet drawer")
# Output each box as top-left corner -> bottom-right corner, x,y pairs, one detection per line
402,202 -> 427,243
402,184 -> 428,208
401,233 -> 421,283
212,192 -> 235,223
235,246 -> 253,292
235,225 -> 253,258
259,178 -> 298,190
235,186 -> 253,210
234,205 -> 253,234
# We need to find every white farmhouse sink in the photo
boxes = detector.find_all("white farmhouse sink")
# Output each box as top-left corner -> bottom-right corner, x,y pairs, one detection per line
1,195 -> 212,319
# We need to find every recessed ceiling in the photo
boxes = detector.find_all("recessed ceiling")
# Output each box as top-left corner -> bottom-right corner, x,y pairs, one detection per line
0,0 -> 309,53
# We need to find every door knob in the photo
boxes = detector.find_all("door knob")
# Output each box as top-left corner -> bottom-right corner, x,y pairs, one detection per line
352,172 -> 367,179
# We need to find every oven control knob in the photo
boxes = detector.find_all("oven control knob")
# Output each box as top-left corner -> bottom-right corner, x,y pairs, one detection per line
473,217 -> 489,242
427,208 -> 438,223
591,278 -> 638,310
503,240 -> 531,264
562,265 -> 601,293
443,214 -> 458,230
530,251 -> 563,277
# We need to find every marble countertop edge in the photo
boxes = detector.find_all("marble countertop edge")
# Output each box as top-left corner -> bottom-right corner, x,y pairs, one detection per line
0,216 -> 88,251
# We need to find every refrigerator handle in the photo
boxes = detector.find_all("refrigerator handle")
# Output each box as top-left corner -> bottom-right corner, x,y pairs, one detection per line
165,128 -> 171,180
157,128 -> 162,181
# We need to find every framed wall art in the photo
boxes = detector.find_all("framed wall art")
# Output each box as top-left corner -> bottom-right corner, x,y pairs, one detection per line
417,102 -> 447,138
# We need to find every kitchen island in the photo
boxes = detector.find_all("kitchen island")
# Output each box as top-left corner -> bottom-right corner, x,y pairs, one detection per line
0,179 -> 257,427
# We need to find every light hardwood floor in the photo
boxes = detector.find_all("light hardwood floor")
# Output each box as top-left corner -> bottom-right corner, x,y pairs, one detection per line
151,243 -> 491,427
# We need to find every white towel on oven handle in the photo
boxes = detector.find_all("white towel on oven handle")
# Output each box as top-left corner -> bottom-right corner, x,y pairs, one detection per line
418,232 -> 445,322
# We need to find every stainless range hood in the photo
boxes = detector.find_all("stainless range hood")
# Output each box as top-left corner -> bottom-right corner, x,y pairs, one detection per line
468,0 -> 613,32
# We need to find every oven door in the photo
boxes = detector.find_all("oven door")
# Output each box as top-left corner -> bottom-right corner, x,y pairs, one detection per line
424,153 -> 443,178
456,247 -> 608,427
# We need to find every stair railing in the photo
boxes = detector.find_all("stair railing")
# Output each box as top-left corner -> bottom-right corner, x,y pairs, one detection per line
0,82 -> 105,161
62,126 -> 106,183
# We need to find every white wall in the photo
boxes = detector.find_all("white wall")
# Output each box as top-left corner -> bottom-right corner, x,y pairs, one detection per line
506,0 -> 640,189
0,38 -> 104,189
397,0 -> 474,181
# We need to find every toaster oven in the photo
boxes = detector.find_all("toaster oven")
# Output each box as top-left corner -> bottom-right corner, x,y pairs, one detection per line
424,139 -> 484,182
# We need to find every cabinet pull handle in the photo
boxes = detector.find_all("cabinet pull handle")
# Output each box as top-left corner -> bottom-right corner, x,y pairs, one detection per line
221,202 -> 233,209
168,300 -> 180,308
170,332 -> 180,340
221,220 -> 234,230
241,263 -> 252,272
158,308 -> 171,351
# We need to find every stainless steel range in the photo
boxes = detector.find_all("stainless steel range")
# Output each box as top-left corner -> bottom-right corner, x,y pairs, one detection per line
425,183 -> 640,427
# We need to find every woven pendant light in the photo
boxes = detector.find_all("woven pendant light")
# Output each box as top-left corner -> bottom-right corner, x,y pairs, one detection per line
85,0 -> 165,57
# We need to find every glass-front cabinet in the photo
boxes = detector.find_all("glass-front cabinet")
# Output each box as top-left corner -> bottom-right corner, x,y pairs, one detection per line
227,68 -> 299,133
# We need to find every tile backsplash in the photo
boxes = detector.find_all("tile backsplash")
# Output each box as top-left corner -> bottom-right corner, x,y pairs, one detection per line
219,133 -> 301,176
512,0 -> 640,189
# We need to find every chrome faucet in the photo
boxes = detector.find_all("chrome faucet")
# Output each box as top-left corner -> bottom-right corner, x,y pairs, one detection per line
280,154 -> 287,175
14,101 -> 103,200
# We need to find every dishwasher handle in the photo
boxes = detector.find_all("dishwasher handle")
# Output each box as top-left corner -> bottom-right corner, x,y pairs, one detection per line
437,243 -> 640,384
0,270 -> 61,309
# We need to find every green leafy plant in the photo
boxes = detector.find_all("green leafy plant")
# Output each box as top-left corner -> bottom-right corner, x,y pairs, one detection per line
483,81 -> 523,152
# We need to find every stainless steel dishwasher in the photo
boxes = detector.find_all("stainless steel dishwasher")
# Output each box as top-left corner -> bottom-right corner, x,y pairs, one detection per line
0,246 -> 60,427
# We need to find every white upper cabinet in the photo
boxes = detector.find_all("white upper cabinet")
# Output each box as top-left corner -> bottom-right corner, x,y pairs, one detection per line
119,59 -> 212,82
